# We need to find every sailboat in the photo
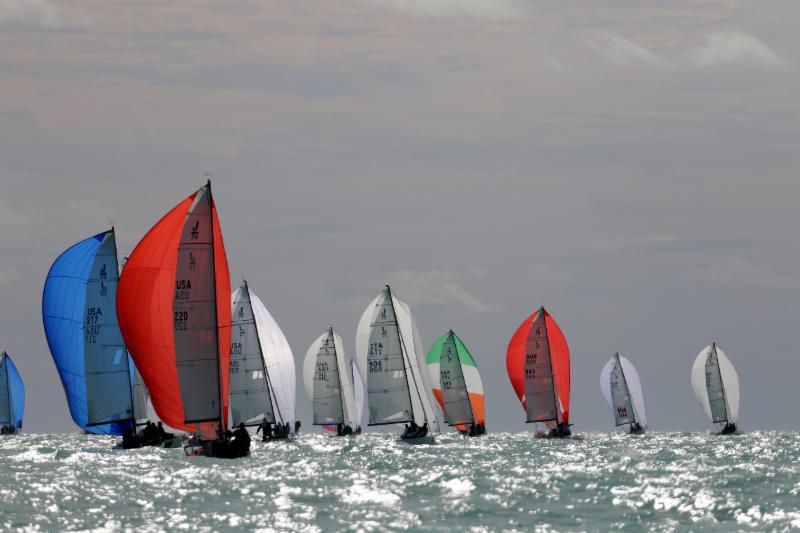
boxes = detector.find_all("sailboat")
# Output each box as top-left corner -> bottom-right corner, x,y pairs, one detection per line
43,229 -> 140,436
303,326 -> 363,436
426,330 -> 486,436
507,306 -> 572,438
355,285 -> 440,443
600,353 -> 647,434
691,342 -> 740,435
116,181 -> 242,458
0,351 -> 25,434
229,280 -> 296,440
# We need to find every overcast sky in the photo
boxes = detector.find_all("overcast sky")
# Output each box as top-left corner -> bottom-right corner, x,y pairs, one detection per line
1,1 -> 798,434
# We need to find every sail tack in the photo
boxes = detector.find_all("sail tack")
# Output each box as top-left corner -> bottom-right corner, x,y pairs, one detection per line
426,330 -> 485,429
600,354 -> 647,429
507,307 -> 570,425
117,183 -> 231,437
691,343 -> 740,425
43,230 -> 134,435
0,352 -> 25,430
302,327 -> 360,429
356,286 -> 440,430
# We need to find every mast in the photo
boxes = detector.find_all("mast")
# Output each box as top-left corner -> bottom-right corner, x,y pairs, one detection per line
329,326 -> 346,425
206,180 -> 224,432
245,280 -> 284,425
450,329 -> 475,426
614,352 -> 637,427
539,306 -> 560,425
386,285 -> 425,425
111,226 -> 138,430
710,342 -> 731,425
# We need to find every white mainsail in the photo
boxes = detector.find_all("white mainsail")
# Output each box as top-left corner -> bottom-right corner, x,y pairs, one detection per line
355,286 -> 440,431
303,327 -> 359,430
230,282 -> 296,431
691,343 -> 740,424
600,353 -> 647,429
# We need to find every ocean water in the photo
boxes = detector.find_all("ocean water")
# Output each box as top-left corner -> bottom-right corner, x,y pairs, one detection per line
0,432 -> 797,531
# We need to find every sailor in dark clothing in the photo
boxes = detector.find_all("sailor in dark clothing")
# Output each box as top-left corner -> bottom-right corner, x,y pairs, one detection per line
122,427 -> 139,449
142,421 -> 158,445
294,421 -> 301,434
256,418 -> 273,442
336,423 -> 344,436
232,423 -> 251,456
719,422 -> 737,435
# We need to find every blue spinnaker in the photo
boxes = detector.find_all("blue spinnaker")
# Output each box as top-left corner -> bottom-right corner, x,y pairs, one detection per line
42,230 -> 134,435
0,352 -> 25,429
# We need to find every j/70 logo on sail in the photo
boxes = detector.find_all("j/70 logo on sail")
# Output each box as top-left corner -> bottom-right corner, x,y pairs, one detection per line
191,221 -> 200,239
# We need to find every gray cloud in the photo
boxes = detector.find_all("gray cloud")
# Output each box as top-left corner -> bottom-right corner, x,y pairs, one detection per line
357,0 -> 528,20
708,257 -> 800,291
389,270 -> 492,312
691,31 -> 785,67
585,35 -> 668,67
0,0 -> 63,28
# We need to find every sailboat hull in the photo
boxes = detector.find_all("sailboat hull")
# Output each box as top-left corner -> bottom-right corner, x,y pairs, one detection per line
400,434 -> 435,445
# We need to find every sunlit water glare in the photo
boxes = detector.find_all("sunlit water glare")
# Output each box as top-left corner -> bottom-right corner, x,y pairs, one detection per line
0,432 -> 797,531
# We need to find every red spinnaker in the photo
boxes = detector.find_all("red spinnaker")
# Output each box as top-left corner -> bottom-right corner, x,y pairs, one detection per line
117,185 -> 231,434
506,307 -> 570,424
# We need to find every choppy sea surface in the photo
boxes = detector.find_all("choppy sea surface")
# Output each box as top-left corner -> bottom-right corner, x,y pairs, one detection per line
0,432 -> 798,531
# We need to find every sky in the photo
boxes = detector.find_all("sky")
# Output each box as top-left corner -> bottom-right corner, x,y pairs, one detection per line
1,0 -> 799,434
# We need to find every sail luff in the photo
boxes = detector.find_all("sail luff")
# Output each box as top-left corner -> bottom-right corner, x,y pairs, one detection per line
388,288 -> 425,424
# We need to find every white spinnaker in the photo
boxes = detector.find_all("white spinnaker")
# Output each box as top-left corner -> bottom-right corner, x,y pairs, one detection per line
691,344 -> 740,424
356,290 -> 439,431
600,355 -> 647,427
250,289 -> 296,431
302,329 -> 358,429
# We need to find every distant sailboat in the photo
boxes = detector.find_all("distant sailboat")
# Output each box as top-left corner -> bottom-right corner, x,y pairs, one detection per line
43,229 -> 138,436
356,285 -> 440,443
117,181 -> 242,458
507,306 -> 572,438
600,353 -> 647,434
426,330 -> 486,436
0,351 -> 25,434
303,326 -> 363,435
230,280 -> 296,440
692,342 -> 740,435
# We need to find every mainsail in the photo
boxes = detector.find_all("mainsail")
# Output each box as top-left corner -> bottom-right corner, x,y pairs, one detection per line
507,306 -> 570,426
691,343 -> 740,425
356,286 -> 440,430
230,281 -> 295,430
302,327 -> 359,429
426,330 -> 485,429
43,229 -> 135,435
600,353 -> 647,429
0,352 -> 25,431
117,182 -> 231,439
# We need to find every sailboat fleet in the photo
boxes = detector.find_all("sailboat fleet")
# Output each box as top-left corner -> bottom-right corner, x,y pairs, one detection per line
0,179 -> 748,449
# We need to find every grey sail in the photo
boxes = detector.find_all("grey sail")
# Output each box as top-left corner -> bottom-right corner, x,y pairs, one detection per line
132,367 -> 149,423
230,282 -> 275,426
174,185 -> 221,424
440,331 -> 473,426
610,354 -> 636,426
524,310 -> 559,423
84,230 -> 135,426
367,290 -> 414,425
705,344 -> 729,424
312,328 -> 345,425
0,356 -> 9,426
